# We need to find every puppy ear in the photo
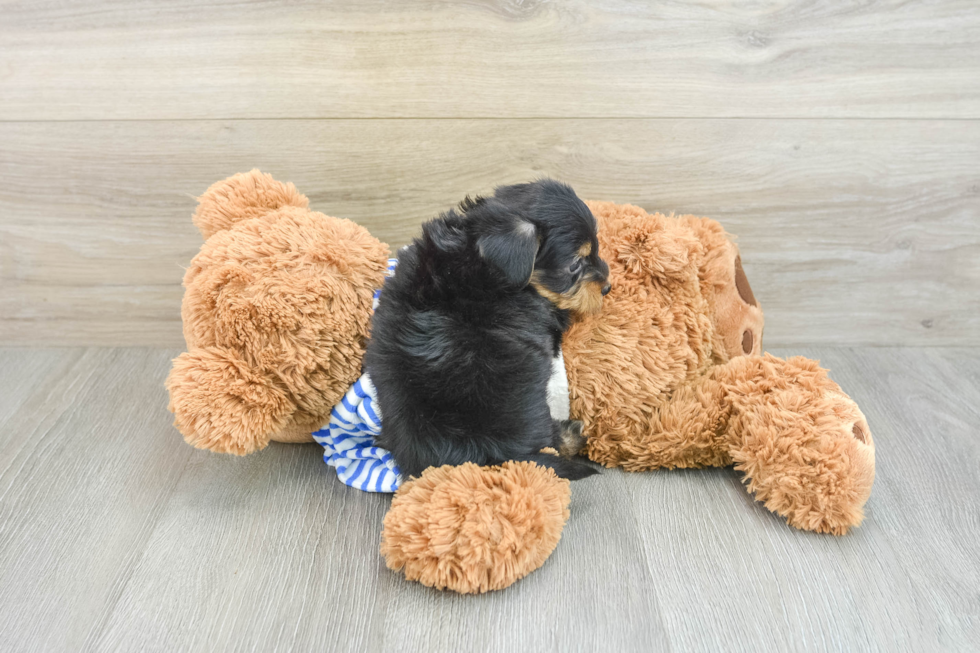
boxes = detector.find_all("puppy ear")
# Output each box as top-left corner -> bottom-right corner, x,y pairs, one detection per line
478,220 -> 538,287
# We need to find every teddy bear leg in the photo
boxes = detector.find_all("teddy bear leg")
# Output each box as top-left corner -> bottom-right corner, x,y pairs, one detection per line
717,354 -> 875,534
380,460 -> 572,593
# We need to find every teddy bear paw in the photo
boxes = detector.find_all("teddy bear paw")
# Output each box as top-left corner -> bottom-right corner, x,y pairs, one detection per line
380,461 -> 571,593
726,356 -> 876,535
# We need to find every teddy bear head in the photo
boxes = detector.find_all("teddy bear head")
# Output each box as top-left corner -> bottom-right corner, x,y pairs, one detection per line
167,170 -> 390,455
563,201 -> 764,462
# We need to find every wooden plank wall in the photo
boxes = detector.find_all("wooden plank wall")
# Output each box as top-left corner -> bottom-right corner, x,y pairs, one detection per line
1,1 -> 978,347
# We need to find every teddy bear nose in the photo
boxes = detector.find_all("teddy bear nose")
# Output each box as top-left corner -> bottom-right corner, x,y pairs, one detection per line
601,283 -> 612,296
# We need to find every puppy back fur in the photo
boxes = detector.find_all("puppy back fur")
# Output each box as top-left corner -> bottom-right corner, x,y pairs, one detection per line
366,186 -> 599,480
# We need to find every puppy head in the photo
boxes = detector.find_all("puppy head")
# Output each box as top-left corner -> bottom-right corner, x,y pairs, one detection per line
486,179 -> 610,316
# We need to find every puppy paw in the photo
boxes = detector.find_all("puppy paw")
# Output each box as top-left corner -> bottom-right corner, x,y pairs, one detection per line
557,419 -> 587,457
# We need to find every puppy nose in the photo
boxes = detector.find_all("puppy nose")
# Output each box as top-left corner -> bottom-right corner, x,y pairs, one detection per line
601,283 -> 611,296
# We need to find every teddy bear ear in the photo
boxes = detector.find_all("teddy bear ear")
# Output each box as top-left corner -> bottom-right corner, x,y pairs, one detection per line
166,346 -> 297,455
192,169 -> 309,239
677,215 -> 765,358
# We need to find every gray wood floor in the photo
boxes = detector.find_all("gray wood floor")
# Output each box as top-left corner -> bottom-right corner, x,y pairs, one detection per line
0,347 -> 977,652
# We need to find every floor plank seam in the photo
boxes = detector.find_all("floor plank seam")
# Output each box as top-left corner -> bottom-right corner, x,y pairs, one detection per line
80,443 -> 196,652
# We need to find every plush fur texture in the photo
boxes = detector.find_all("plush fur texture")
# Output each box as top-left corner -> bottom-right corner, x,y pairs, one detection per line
563,201 -> 875,534
380,459 -> 571,594
366,180 -> 607,481
168,172 -> 876,594
167,170 -> 390,454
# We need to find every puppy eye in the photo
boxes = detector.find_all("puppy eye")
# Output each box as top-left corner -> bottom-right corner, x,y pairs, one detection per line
568,258 -> 584,275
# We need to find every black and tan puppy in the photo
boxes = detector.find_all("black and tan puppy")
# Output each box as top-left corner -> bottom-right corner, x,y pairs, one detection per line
365,180 -> 610,480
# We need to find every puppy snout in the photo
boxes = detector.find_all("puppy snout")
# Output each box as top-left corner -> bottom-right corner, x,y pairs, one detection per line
601,283 -> 611,296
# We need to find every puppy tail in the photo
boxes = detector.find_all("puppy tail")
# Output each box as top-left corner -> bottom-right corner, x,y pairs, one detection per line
510,454 -> 600,481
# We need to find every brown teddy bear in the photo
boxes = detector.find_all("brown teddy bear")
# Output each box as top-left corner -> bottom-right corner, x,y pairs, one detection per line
167,171 -> 875,594
167,171 -> 390,454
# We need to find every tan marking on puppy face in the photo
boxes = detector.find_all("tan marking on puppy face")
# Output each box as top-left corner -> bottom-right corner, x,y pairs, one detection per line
531,273 -> 604,316
577,242 -> 592,258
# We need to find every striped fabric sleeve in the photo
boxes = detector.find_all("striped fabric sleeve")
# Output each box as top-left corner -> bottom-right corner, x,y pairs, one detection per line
371,258 -> 399,310
313,258 -> 402,493
312,374 -> 401,493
